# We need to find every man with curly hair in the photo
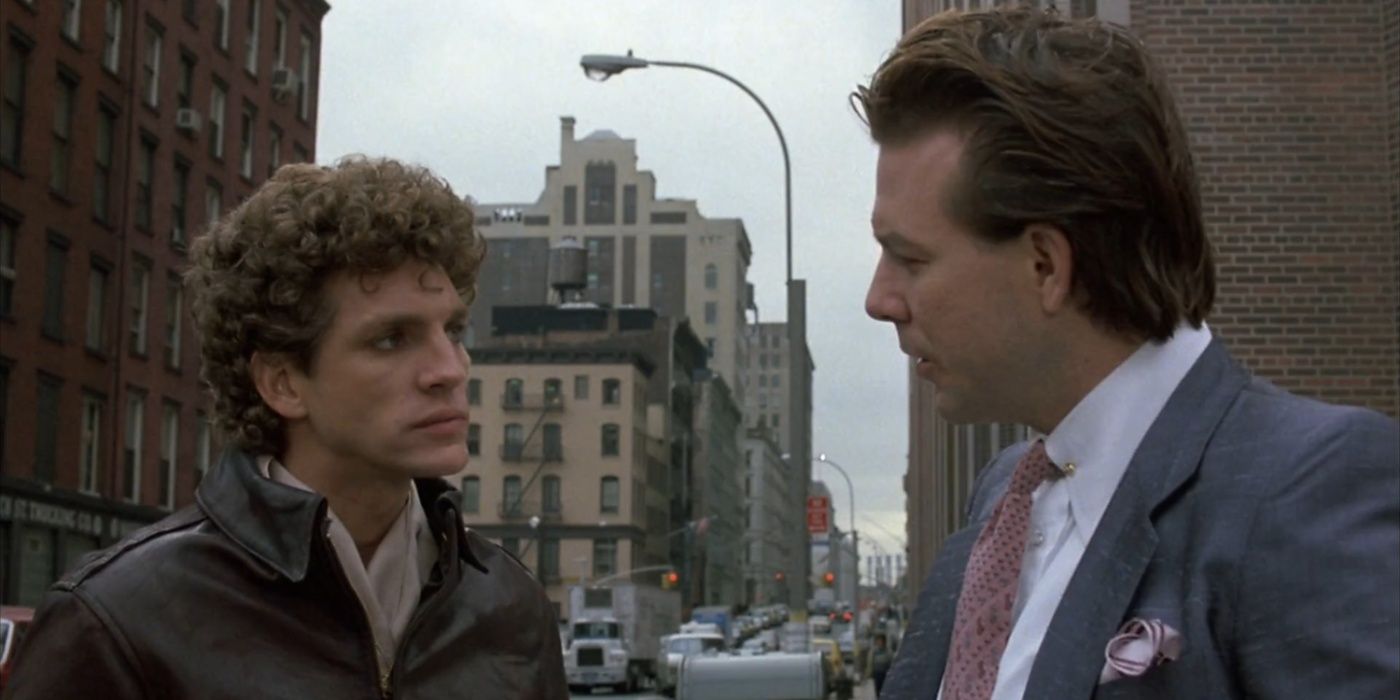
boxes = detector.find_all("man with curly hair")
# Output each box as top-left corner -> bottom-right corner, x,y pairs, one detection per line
858,6 -> 1398,700
8,157 -> 568,699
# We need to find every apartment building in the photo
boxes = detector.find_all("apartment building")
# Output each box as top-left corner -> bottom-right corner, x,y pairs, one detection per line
0,0 -> 328,605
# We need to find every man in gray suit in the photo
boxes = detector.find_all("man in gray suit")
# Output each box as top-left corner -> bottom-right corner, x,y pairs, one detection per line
856,6 -> 1399,699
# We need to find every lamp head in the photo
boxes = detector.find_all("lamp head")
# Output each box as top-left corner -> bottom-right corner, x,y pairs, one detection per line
580,52 -> 649,81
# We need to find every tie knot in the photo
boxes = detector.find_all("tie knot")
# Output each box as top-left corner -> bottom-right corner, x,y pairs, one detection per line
1008,441 -> 1059,496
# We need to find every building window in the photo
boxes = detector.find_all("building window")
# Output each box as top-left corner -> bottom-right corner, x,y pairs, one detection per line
129,257 -> 150,355
461,476 -> 480,514
273,8 -> 288,67
542,475 -> 561,514
124,389 -> 144,502
208,82 -> 226,159
214,0 -> 229,50
42,236 -> 69,340
601,423 -> 620,457
93,105 -> 116,223
467,378 -> 481,405
160,401 -> 179,509
195,411 -> 211,486
165,272 -> 183,369
62,0 -> 83,42
35,374 -> 62,482
85,262 -> 109,352
141,22 -> 161,108
602,379 -> 621,405
704,301 -> 717,325
600,476 -> 619,514
238,105 -> 255,179
102,1 -> 122,72
563,185 -> 577,226
622,184 -> 637,225
1,35 -> 31,168
292,141 -> 308,164
584,161 -> 616,225
539,539 -> 560,581
573,375 -> 589,400
502,475 -> 522,515
176,52 -> 194,110
704,263 -> 719,291
51,73 -> 77,195
135,137 -> 155,230
204,180 -> 222,230
772,374 -> 780,387
0,218 -> 14,316
297,31 -> 312,120
80,392 -> 103,493
503,378 -> 523,407
503,423 -> 523,460
466,423 -> 480,456
592,538 -> 617,577
267,124 -> 281,177
243,0 -> 260,75
543,423 -> 563,460
705,337 -> 716,358
171,158 -> 189,246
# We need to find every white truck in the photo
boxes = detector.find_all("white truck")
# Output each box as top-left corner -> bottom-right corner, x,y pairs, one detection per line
563,583 -> 681,693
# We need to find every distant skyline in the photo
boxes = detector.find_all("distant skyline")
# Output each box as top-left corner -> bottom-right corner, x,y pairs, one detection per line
316,1 -> 910,567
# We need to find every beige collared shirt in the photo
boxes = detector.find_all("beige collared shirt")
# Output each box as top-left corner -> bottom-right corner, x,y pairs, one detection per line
257,456 -> 439,679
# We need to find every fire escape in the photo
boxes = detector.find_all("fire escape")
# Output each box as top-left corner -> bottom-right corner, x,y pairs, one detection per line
499,379 -> 566,524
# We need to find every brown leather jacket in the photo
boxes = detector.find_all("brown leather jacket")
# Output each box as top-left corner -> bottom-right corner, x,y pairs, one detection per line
5,450 -> 567,699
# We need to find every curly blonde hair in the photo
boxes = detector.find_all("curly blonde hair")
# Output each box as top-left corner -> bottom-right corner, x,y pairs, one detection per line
185,156 -> 486,455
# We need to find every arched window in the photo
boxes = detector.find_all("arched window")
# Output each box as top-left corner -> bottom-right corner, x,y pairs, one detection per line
502,475 -> 522,516
542,475 -> 562,514
600,476 -> 620,514
504,378 -> 524,407
704,263 -> 718,290
503,423 -> 524,460
601,423 -> 620,457
460,476 -> 480,514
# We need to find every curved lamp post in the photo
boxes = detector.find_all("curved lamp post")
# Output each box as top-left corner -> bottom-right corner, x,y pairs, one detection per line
815,453 -> 862,677
579,52 -> 793,284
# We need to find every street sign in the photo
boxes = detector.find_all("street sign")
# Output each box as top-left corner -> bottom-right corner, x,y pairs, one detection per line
806,496 -> 829,534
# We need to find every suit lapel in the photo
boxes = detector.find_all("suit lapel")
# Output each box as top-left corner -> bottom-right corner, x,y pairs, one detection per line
1023,339 -> 1250,700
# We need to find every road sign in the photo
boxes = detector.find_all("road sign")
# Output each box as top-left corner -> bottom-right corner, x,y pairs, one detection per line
806,496 -> 829,534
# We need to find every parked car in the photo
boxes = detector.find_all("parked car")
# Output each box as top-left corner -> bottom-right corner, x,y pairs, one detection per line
0,606 -> 35,694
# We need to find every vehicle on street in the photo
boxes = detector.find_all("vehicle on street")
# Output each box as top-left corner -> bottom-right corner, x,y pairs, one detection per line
563,583 -> 680,694
655,629 -> 726,697
675,652 -> 826,700
689,605 -> 735,646
0,606 -> 35,694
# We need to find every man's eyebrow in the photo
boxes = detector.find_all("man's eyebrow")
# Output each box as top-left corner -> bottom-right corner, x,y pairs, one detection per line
874,228 -> 918,251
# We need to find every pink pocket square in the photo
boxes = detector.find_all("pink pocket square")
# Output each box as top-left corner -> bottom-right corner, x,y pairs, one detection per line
1098,618 -> 1183,684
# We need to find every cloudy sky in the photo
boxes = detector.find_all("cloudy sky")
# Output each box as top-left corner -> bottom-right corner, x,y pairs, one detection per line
316,1 -> 910,568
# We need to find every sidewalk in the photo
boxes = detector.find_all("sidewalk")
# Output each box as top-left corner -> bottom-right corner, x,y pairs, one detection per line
852,678 -> 878,700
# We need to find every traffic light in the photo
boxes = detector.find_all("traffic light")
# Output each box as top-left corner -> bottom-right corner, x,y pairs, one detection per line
661,570 -> 680,589
822,571 -> 835,587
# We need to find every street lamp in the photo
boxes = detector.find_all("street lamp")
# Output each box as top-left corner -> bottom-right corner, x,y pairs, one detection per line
815,453 -> 861,676
581,50 -> 812,607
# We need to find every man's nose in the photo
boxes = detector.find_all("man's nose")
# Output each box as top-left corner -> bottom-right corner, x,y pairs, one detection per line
423,333 -> 469,390
865,257 -> 908,323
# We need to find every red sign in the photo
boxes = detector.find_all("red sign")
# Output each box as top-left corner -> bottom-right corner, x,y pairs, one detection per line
806,496 -> 830,533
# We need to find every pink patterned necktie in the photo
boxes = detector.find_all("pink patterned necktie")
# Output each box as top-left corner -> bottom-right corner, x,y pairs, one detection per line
943,440 -> 1061,700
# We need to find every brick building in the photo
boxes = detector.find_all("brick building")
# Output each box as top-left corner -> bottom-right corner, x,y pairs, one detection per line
900,0 -> 1400,602
0,0 -> 329,605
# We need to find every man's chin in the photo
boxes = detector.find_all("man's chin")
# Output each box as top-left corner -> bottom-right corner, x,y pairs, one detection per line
398,449 -> 470,479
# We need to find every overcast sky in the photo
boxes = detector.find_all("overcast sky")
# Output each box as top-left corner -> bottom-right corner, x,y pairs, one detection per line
316,1 -> 910,567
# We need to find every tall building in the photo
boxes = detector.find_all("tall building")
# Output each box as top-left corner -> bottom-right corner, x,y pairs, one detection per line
469,116 -> 754,399
0,0 -> 329,605
691,372 -> 744,607
899,0 -> 1399,603
742,426 -> 797,607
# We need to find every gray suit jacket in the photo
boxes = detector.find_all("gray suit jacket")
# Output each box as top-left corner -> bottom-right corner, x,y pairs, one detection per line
883,339 -> 1400,699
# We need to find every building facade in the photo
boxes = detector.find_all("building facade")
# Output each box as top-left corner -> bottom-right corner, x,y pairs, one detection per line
742,427 -> 796,607
900,0 -> 1400,603
690,372 -> 744,607
0,0 -> 328,605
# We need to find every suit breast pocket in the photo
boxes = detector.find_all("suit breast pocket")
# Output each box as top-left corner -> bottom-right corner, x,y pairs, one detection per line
1090,652 -> 1220,700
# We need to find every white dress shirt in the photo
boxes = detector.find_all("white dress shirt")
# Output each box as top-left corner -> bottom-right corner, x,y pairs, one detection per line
258,456 -> 439,680
939,322 -> 1212,700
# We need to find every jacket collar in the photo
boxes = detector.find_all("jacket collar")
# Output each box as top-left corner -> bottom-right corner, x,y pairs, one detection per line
196,449 -> 488,582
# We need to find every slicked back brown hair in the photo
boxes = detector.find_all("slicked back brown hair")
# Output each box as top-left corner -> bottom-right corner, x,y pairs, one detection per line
185,156 -> 486,455
854,6 -> 1214,341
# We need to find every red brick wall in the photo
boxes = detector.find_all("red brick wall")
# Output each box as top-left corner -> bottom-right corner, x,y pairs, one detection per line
1131,0 -> 1399,417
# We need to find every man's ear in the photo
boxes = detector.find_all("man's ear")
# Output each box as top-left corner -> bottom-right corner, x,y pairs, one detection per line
249,351 -> 309,420
1025,223 -> 1074,315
